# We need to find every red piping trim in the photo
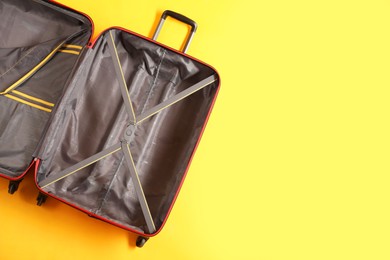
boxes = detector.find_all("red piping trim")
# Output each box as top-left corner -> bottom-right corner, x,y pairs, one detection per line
34,25 -> 221,237
0,160 -> 35,181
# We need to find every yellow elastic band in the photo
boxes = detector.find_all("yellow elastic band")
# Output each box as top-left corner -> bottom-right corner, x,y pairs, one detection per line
4,94 -> 52,113
109,31 -> 137,122
0,45 -> 63,95
41,147 -> 122,188
58,49 -> 80,55
12,90 -> 54,107
62,44 -> 83,50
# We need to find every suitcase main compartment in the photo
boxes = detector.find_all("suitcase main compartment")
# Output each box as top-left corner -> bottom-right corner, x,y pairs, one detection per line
35,28 -> 219,235
0,0 -> 92,179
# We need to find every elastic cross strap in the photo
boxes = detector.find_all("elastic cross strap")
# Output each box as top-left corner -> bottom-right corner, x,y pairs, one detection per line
39,143 -> 122,188
121,142 -> 156,233
137,74 -> 218,124
106,30 -> 137,124
39,141 -> 156,233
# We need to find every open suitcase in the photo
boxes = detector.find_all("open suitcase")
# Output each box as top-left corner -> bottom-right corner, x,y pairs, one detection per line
0,0 -> 220,247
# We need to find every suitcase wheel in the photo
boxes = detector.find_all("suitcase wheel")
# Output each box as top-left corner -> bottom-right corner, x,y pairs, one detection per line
136,236 -> 149,248
36,192 -> 48,206
8,179 -> 23,195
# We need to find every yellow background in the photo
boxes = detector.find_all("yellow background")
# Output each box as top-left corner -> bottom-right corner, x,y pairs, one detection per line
1,0 -> 390,259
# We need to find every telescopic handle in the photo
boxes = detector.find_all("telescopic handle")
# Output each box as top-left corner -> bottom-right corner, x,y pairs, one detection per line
152,10 -> 198,53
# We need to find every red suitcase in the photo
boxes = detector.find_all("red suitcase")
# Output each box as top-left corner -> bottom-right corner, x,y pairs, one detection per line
0,0 -> 220,247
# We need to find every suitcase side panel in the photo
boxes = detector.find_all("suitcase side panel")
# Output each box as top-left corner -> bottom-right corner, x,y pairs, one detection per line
0,0 -> 92,179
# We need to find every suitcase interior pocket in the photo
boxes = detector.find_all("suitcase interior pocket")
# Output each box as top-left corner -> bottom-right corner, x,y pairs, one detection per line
0,0 -> 91,178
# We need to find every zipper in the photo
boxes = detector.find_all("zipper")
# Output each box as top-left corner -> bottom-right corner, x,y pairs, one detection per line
36,0 -> 91,27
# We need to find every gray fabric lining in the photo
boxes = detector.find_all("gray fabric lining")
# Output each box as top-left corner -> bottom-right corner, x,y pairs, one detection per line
36,29 -> 219,234
0,0 -> 91,177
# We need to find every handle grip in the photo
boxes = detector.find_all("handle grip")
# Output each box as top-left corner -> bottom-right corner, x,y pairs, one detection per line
152,10 -> 198,53
161,10 -> 198,33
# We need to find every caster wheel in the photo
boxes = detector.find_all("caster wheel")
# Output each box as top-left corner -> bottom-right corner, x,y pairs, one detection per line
36,193 -> 48,206
136,236 -> 149,248
8,180 -> 22,195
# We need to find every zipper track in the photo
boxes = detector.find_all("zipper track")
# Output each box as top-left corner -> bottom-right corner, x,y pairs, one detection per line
36,0 -> 91,26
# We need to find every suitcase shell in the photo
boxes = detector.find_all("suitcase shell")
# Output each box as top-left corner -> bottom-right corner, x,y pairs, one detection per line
0,0 -> 220,245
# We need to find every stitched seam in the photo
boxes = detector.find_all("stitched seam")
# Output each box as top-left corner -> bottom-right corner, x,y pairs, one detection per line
139,49 -> 167,115
0,46 -> 37,79
150,49 -> 166,90
95,155 -> 125,214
